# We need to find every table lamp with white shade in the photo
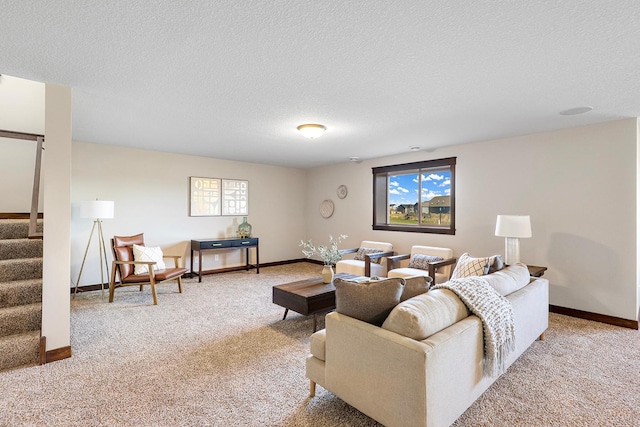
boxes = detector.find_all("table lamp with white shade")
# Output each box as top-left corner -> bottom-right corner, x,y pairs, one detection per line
74,200 -> 115,298
495,215 -> 532,265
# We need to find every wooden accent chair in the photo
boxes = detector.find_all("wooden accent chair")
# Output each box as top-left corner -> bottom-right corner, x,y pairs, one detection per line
387,245 -> 457,285
109,233 -> 187,305
335,240 -> 394,277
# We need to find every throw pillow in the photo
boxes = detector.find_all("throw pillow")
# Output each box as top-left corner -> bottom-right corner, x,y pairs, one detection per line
334,277 -> 404,326
353,247 -> 384,264
132,244 -> 166,275
488,255 -> 504,274
401,275 -> 432,301
450,252 -> 490,279
407,254 -> 444,270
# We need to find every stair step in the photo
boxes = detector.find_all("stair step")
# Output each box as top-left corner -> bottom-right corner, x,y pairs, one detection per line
0,219 -> 43,240
0,238 -> 43,260
0,303 -> 42,337
0,330 -> 40,371
0,258 -> 43,282
0,278 -> 42,309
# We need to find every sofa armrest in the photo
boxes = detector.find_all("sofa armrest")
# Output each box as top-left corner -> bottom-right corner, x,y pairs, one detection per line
324,312 -> 432,427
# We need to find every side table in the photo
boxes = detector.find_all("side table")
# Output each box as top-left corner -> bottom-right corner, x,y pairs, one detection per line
527,265 -> 547,277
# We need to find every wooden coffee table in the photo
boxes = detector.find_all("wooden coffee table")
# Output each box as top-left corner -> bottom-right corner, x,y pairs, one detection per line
272,273 -> 358,332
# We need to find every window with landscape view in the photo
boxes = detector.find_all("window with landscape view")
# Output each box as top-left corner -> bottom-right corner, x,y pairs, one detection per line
372,157 -> 456,234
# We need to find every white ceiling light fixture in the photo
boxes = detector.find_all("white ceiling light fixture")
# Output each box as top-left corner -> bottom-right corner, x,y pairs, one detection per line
559,106 -> 593,116
297,123 -> 326,139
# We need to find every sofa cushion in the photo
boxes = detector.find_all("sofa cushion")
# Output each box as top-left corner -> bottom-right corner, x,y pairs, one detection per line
334,277 -> 404,326
408,254 -> 444,270
483,263 -> 530,296
310,329 -> 326,361
401,275 -> 431,301
354,247 -> 383,264
381,289 -> 470,340
450,252 -> 490,279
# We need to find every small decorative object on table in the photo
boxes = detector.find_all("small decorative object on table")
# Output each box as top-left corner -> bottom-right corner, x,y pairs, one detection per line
237,216 -> 252,238
300,234 -> 348,283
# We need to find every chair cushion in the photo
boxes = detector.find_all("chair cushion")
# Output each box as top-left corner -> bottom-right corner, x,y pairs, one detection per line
408,254 -> 444,270
483,263 -> 530,296
112,233 -> 145,278
133,244 -> 166,275
401,276 -> 431,301
113,233 -> 144,247
122,267 -> 188,283
381,289 -> 470,340
334,277 -> 404,326
450,252 -> 490,279
354,247 -> 383,264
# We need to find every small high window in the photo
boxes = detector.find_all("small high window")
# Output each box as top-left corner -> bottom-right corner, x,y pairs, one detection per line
372,157 -> 456,234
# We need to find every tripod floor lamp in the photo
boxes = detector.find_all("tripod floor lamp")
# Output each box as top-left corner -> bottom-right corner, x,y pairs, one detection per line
74,200 -> 114,298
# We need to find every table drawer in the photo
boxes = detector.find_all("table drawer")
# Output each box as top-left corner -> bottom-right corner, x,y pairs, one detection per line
232,238 -> 258,247
199,240 -> 233,249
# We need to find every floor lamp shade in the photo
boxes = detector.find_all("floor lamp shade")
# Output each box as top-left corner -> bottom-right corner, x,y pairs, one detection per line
80,200 -> 114,219
495,215 -> 531,265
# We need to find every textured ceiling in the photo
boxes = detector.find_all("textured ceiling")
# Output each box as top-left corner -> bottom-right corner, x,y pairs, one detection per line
1,1 -> 639,168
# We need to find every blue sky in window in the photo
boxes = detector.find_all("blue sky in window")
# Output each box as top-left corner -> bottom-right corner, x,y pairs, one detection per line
389,171 -> 451,206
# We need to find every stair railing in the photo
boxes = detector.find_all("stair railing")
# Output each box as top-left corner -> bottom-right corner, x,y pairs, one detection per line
0,130 -> 44,238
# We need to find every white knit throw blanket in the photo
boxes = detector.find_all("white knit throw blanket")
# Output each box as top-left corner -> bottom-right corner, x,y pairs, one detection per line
433,276 -> 516,377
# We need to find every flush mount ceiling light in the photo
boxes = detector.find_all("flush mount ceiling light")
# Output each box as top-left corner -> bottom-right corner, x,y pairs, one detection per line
297,123 -> 326,139
559,106 -> 593,116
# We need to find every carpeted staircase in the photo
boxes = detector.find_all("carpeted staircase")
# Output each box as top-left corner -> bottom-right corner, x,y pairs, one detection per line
0,219 -> 43,371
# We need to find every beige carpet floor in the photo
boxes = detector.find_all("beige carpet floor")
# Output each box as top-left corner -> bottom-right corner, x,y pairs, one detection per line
0,262 -> 638,426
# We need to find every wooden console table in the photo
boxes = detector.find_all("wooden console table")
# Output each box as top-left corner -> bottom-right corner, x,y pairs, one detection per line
190,237 -> 259,282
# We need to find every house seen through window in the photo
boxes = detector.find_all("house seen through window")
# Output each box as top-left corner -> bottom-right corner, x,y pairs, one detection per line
372,157 -> 456,234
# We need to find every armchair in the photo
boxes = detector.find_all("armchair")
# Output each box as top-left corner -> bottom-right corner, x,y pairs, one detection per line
335,240 -> 394,277
387,245 -> 456,285
108,233 -> 188,305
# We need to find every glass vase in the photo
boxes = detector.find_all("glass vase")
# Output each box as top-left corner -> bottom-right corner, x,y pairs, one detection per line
237,217 -> 252,238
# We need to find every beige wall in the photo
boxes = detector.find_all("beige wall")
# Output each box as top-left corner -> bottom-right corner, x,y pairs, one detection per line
0,75 -> 45,212
0,138 -> 45,212
306,118 -> 639,321
71,141 -> 307,287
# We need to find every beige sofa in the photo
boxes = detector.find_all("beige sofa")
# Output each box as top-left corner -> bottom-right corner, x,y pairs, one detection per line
306,264 -> 549,427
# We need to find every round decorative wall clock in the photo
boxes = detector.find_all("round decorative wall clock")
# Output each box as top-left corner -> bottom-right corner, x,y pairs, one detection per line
320,199 -> 335,218
337,184 -> 348,199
